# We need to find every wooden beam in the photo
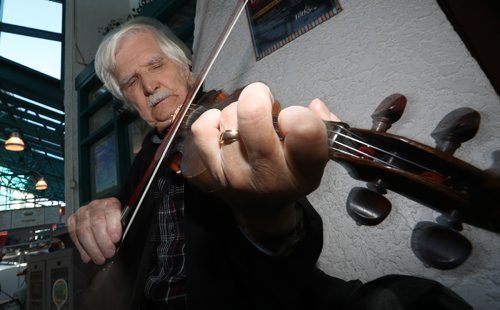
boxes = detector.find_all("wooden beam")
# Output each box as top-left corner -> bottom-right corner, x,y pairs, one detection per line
0,57 -> 63,108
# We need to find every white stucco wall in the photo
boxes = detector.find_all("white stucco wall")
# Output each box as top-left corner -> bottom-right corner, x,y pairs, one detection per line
193,0 -> 500,309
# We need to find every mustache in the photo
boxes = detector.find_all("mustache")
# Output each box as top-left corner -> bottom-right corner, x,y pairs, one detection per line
148,89 -> 171,108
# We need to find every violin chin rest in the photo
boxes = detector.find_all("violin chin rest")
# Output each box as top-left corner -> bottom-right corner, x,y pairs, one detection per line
411,221 -> 472,270
346,187 -> 392,226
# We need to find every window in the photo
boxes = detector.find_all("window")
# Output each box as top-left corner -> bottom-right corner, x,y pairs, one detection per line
0,0 -> 63,79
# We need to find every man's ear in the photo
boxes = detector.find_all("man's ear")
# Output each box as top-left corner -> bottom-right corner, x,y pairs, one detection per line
184,67 -> 192,85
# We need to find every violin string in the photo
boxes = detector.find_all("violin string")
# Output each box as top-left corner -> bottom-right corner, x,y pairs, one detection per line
270,117 -> 439,175
327,139 -> 401,169
324,125 -> 441,174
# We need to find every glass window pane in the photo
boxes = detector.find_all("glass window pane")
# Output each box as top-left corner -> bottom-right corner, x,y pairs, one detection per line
90,133 -> 118,198
1,0 -> 62,33
89,101 -> 114,134
128,118 -> 150,162
0,33 -> 61,78
88,83 -> 108,103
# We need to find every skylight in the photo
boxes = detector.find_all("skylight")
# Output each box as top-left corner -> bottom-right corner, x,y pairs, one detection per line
1,0 -> 62,32
0,0 -> 63,79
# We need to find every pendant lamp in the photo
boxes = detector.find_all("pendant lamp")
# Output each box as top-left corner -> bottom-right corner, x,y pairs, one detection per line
5,131 -> 25,152
35,177 -> 48,190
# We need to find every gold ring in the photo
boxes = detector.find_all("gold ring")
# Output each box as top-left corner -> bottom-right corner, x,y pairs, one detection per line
219,130 -> 240,144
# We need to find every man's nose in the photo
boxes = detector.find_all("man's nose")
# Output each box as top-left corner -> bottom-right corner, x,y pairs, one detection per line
141,75 -> 159,95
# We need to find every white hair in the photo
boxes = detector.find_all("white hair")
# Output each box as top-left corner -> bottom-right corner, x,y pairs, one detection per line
94,17 -> 192,109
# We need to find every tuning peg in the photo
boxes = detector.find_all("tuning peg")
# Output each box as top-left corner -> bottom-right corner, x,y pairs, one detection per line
346,187 -> 392,226
480,150 -> 500,231
411,221 -> 471,270
366,179 -> 388,195
436,210 -> 464,231
486,150 -> 500,176
371,93 -> 407,132
431,107 -> 480,155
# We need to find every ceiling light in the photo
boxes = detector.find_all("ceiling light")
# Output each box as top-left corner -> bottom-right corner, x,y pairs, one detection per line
5,131 -> 25,152
35,177 -> 48,191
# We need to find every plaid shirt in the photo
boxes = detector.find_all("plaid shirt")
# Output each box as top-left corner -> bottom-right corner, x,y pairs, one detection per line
143,134 -> 187,307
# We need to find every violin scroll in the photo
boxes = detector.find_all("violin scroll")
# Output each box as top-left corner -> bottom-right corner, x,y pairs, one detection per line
329,94 -> 499,269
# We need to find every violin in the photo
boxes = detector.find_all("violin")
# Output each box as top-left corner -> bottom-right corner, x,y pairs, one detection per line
166,89 -> 499,271
117,88 -> 498,280
186,91 -> 498,268
177,91 -> 499,235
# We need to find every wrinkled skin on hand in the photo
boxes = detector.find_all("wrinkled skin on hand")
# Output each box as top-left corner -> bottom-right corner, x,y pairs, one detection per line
68,197 -> 122,264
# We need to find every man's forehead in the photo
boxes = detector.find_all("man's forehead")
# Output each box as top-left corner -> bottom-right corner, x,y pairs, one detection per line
115,53 -> 168,86
114,33 -> 167,76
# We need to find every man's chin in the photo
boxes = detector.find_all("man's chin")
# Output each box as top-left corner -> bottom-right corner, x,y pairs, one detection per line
155,120 -> 173,133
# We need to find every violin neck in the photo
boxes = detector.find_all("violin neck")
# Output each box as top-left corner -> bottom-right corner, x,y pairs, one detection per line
324,121 -> 353,155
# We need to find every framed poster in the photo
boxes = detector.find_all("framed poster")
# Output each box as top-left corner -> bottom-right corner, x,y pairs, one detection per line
247,0 -> 342,60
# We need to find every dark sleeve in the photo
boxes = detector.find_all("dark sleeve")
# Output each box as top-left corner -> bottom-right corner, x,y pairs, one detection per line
185,184 -> 328,309
285,197 -> 324,263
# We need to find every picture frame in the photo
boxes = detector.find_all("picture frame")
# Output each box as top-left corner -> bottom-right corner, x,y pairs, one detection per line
247,0 -> 342,60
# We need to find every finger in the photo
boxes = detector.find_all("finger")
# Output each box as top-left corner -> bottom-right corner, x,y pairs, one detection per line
89,205 -> 117,260
279,106 -> 329,188
308,98 -> 341,122
67,214 -> 91,263
219,101 -> 238,131
218,102 -> 249,177
105,198 -> 123,243
237,82 -> 279,160
191,108 -> 226,185
75,208 -> 106,265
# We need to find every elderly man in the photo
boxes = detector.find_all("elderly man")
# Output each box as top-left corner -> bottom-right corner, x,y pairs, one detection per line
68,15 -> 475,310
68,17 -> 347,309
